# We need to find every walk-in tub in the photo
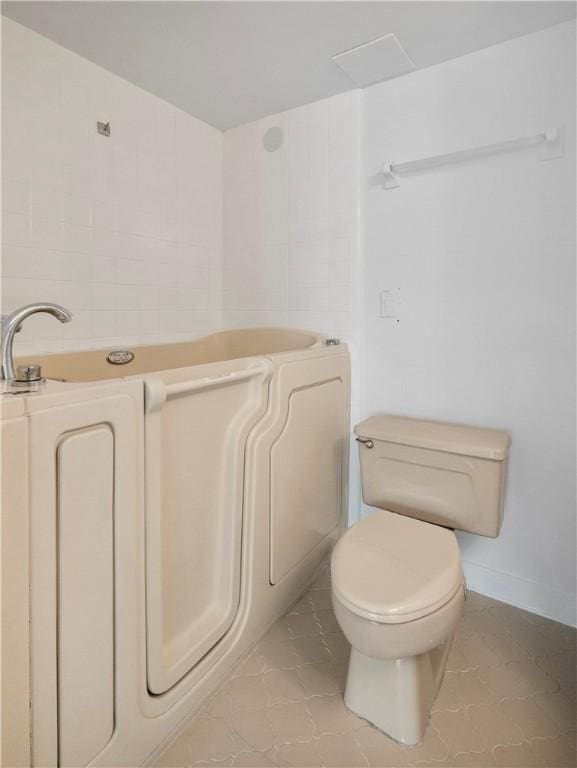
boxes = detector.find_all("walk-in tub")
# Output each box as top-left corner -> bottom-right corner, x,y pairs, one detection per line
2,328 -> 350,767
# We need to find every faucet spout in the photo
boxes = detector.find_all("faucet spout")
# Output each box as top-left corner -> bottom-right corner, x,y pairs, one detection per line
1,303 -> 73,382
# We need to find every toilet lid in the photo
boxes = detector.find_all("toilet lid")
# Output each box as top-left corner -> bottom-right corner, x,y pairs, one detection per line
331,510 -> 463,624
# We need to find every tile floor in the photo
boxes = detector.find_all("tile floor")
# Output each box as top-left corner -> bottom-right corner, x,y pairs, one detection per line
153,568 -> 576,768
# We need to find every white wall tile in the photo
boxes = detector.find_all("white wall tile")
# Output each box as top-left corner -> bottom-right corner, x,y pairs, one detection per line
287,286 -> 329,312
91,283 -> 117,310
114,284 -> 140,311
2,179 -> 30,215
59,252 -> 91,283
92,310 -> 117,338
29,217 -> 61,250
288,260 -> 329,289
62,193 -> 91,226
89,227 -> 117,258
61,223 -> 90,253
89,254 -> 116,284
30,187 -> 61,220
91,199 -> 116,230
59,281 -> 92,310
2,212 -> 30,246
115,309 -> 140,337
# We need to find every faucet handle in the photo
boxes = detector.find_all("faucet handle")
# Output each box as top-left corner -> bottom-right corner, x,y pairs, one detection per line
15,364 -> 43,382
6,363 -> 46,391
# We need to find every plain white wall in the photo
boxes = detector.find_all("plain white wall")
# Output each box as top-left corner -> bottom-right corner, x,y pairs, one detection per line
1,18 -> 222,354
362,21 -> 576,625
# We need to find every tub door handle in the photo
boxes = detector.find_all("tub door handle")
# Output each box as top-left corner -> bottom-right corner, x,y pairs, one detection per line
144,363 -> 271,413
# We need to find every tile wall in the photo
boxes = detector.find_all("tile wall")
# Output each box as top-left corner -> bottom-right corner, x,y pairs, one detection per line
222,92 -> 361,346
1,18 -> 222,354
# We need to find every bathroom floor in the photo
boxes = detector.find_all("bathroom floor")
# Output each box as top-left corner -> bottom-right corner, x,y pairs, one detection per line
153,568 -> 576,768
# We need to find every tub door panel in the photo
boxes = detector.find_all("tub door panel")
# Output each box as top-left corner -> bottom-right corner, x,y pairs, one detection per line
269,354 -> 350,584
144,363 -> 271,695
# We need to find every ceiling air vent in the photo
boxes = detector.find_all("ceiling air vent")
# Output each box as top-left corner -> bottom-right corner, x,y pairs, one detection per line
332,33 -> 415,87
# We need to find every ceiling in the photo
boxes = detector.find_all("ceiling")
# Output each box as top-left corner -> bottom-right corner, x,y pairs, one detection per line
2,1 -> 576,130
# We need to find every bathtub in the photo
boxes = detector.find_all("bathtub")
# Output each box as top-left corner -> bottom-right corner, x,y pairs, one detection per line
3,328 -> 350,767
16,327 -> 321,381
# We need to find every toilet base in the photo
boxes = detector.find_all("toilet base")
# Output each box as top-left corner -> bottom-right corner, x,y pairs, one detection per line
344,638 -> 452,746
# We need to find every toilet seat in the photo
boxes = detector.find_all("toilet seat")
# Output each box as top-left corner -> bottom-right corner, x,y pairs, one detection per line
331,510 -> 463,624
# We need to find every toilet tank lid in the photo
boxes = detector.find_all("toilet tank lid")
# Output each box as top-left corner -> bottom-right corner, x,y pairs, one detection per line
355,414 -> 511,461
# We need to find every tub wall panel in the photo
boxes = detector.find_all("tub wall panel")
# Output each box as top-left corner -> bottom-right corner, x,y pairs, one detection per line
57,426 -> 114,767
27,386 -> 142,768
1,413 -> 31,768
270,377 -> 347,583
265,350 -> 350,585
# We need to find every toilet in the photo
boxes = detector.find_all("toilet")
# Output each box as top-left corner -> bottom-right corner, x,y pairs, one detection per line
331,414 -> 510,746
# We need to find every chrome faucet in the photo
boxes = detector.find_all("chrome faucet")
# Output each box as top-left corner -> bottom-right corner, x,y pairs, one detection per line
1,303 -> 73,382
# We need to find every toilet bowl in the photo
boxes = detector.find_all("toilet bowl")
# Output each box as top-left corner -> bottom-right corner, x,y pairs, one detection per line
332,414 -> 510,745
331,509 -> 466,745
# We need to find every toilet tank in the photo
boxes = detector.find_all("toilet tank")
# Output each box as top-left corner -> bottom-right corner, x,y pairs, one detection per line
355,415 -> 511,537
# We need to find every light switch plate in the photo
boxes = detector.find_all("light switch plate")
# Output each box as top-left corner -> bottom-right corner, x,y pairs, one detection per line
379,288 -> 401,320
